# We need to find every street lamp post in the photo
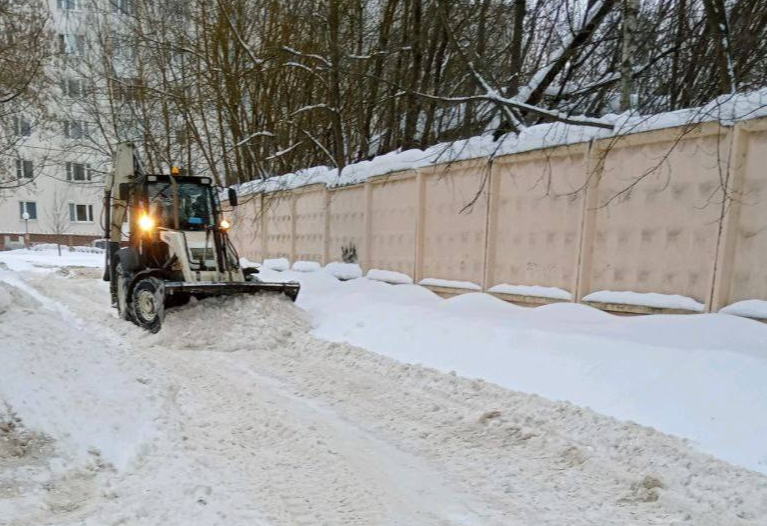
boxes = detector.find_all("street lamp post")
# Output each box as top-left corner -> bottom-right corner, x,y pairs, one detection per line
22,211 -> 30,248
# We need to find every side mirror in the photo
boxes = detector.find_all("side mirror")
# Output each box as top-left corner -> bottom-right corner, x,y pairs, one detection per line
118,183 -> 131,201
228,187 -> 238,207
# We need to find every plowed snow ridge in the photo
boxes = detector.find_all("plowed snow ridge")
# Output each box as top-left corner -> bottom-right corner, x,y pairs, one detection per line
1,270 -> 766,525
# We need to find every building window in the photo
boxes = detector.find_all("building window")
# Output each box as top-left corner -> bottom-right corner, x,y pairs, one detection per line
61,78 -> 86,98
64,120 -> 88,140
57,0 -> 80,10
111,78 -> 140,102
58,34 -> 85,56
69,203 -> 94,222
66,162 -> 92,181
112,0 -> 133,15
13,116 -> 31,137
15,159 -> 33,179
19,201 -> 37,220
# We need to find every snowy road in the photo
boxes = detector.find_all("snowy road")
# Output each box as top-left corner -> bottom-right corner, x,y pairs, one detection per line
2,265 -> 767,525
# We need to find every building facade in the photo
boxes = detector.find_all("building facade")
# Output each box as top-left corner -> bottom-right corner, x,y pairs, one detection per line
0,0 -> 111,250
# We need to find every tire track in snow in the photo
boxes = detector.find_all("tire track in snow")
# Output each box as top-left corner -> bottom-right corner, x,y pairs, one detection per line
18,272 -> 767,526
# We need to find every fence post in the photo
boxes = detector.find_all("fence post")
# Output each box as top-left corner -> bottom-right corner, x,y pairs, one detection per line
323,188 -> 331,265
259,194 -> 268,260
414,170 -> 426,282
363,181 -> 373,271
574,141 -> 603,302
710,123 -> 749,312
482,160 -> 501,291
290,193 -> 297,263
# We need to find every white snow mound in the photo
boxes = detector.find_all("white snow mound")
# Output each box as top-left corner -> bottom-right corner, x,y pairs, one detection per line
325,262 -> 363,280
292,260 -> 322,272
263,258 -> 290,271
367,269 -> 413,285
489,283 -> 573,300
583,290 -> 705,312
720,299 -> 767,320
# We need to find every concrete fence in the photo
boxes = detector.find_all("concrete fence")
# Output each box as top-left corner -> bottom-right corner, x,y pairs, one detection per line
229,117 -> 767,315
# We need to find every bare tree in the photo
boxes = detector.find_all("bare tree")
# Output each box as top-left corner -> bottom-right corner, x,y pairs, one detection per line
620,0 -> 640,111
0,0 -> 53,189
46,188 -> 71,257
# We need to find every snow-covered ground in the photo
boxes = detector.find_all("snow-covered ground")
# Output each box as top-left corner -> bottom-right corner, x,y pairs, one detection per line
1,248 -> 767,525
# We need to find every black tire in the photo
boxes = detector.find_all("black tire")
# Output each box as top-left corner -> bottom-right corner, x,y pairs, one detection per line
131,278 -> 164,333
115,263 -> 132,321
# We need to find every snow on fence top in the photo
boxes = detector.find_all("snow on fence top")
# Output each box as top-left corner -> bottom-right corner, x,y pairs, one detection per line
234,90 -> 767,198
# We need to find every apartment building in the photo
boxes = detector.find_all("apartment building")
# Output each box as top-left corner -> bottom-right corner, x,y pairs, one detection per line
0,0 -> 111,250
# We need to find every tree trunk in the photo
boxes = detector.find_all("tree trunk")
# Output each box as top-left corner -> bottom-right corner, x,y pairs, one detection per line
703,0 -> 736,94
508,0 -> 526,97
328,0 -> 346,169
620,0 -> 639,112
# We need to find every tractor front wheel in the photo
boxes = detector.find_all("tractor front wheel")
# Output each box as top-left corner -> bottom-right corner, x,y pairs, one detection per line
131,278 -> 164,333
115,263 -> 132,321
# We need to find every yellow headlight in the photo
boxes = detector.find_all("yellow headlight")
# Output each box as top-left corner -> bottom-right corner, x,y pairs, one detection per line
220,218 -> 232,230
138,214 -> 155,231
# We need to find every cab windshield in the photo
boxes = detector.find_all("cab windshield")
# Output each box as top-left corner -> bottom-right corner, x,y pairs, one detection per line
148,182 -> 216,231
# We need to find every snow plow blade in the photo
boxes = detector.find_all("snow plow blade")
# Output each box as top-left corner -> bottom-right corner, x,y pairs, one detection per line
163,280 -> 300,302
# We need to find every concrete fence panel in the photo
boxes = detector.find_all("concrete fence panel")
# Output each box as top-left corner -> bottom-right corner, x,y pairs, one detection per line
419,161 -> 490,286
264,193 -> 292,260
230,195 -> 263,262
293,185 -> 326,263
727,125 -> 767,305
489,148 -> 587,299
586,128 -> 726,308
368,174 -> 418,275
328,184 -> 367,265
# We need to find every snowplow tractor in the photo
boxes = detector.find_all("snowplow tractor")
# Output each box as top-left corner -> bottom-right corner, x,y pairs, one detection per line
103,142 -> 299,332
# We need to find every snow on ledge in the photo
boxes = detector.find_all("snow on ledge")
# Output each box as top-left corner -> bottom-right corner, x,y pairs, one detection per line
720,300 -> 767,320
292,261 -> 322,272
263,258 -> 290,271
240,257 -> 261,269
488,283 -> 573,301
419,278 -> 482,291
325,262 -> 363,280
583,290 -> 705,312
367,269 -> 413,285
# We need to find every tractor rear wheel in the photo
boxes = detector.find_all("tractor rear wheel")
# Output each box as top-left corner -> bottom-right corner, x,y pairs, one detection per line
131,278 -> 164,333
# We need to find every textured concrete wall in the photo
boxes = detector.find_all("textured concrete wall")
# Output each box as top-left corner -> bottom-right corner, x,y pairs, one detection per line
293,186 -> 326,263
230,195 -> 263,262
368,175 -> 417,275
234,118 -> 767,314
490,149 -> 586,295
728,127 -> 767,304
328,185 -> 366,265
420,163 -> 489,285
588,133 -> 723,304
264,194 -> 292,260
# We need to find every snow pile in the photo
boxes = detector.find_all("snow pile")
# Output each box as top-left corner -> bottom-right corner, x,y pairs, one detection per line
2,250 -> 767,524
367,269 -> 413,285
240,257 -> 260,269
325,261 -> 363,280
292,260 -> 322,272
583,290 -> 706,312
0,248 -> 104,272
235,89 -> 767,197
489,283 -> 573,300
720,300 -> 767,320
419,278 -> 481,291
263,257 -> 290,271
258,267 -> 767,474
28,243 -> 103,254
0,276 -> 160,470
